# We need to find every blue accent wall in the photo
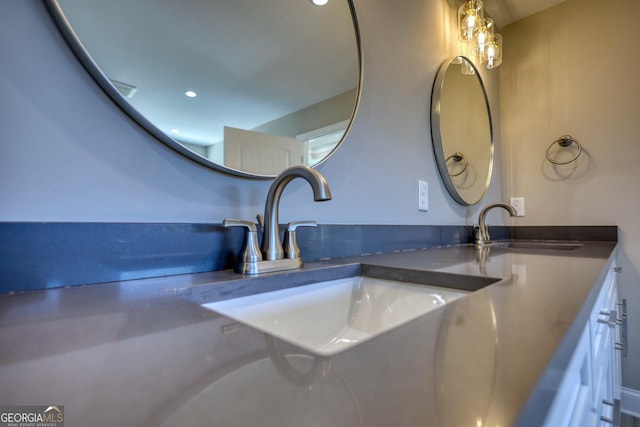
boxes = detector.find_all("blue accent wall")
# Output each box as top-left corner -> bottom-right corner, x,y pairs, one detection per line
1,223 -> 472,293
0,223 -> 617,294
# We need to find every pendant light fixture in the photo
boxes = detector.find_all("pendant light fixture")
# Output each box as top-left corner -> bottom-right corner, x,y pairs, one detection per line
457,0 -> 502,70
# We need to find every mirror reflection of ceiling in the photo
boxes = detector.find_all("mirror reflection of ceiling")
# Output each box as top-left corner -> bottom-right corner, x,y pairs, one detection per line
54,0 -> 360,177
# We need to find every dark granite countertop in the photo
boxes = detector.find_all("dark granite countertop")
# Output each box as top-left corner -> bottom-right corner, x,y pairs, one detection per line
0,241 -> 617,426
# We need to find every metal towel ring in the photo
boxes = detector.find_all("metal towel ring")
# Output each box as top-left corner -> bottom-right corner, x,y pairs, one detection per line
446,152 -> 468,176
545,135 -> 582,165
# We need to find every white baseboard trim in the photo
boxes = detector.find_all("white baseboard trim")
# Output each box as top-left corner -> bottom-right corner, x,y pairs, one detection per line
622,387 -> 640,417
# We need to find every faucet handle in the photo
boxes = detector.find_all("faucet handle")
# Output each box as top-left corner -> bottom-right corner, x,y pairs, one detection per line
223,218 -> 257,231
223,219 -> 262,264
474,225 -> 481,242
284,221 -> 317,259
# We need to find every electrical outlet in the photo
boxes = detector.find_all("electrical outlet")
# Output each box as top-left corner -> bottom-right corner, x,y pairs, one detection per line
418,180 -> 428,211
510,197 -> 525,217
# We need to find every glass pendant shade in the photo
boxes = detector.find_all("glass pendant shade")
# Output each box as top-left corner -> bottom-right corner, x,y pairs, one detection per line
456,0 -> 502,70
460,57 -> 476,75
483,34 -> 502,69
473,18 -> 494,54
458,0 -> 484,42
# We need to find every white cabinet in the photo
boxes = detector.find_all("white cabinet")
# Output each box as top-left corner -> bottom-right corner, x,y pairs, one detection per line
544,261 -> 624,427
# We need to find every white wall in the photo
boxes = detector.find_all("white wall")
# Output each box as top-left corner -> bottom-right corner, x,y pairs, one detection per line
500,0 -> 640,390
0,0 -> 503,226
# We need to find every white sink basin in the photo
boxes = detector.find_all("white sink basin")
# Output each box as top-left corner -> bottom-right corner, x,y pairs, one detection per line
202,276 -> 467,355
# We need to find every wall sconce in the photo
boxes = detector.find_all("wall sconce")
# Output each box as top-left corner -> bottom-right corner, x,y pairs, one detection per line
457,0 -> 502,70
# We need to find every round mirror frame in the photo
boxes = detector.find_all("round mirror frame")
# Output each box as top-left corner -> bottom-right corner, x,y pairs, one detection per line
431,56 -> 494,205
45,0 -> 363,179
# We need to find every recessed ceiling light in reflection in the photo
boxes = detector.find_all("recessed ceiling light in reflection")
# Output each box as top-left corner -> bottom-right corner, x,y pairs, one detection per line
184,90 -> 197,98
310,0 -> 328,5
170,129 -> 180,134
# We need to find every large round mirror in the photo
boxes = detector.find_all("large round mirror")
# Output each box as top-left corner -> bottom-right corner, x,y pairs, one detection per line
46,0 -> 362,178
431,56 -> 493,205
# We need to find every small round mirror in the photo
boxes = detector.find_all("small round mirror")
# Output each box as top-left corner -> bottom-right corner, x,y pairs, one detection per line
431,56 -> 493,205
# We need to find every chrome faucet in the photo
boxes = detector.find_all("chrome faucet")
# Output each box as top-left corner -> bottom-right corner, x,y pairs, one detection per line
475,202 -> 517,245
223,165 -> 332,274
261,165 -> 331,260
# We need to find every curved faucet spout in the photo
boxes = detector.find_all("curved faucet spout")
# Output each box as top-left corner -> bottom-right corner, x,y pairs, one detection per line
262,166 -> 332,261
476,202 -> 517,245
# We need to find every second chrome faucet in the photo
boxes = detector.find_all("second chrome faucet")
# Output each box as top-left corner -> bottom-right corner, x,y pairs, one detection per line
475,202 -> 517,245
224,165 -> 332,275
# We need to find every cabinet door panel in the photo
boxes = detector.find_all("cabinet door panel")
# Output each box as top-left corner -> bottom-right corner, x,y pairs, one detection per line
545,259 -> 621,427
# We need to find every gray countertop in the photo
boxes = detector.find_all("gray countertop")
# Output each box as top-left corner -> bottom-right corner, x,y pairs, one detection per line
0,241 -> 617,426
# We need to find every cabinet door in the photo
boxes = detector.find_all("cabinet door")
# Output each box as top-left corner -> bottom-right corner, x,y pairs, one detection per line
591,263 -> 621,426
545,259 -> 622,427
543,326 -> 593,427
611,273 -> 623,402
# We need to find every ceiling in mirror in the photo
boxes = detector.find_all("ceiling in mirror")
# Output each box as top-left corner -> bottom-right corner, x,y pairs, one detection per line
47,0 -> 362,178
431,56 -> 493,206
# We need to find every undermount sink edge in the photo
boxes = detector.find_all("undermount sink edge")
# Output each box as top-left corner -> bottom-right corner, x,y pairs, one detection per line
486,240 -> 583,251
201,275 -> 470,355
192,263 -> 501,356
360,264 -> 500,292
175,262 -> 501,307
